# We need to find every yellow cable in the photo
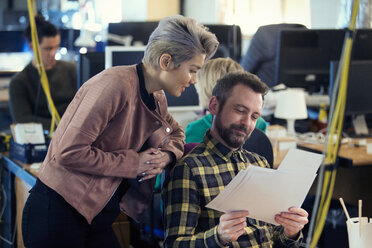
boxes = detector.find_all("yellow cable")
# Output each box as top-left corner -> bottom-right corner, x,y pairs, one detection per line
26,0 -> 61,136
310,0 -> 359,246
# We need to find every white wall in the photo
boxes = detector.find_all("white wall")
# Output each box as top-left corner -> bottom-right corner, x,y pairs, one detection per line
121,0 -> 148,21
184,0 -> 219,24
310,0 -> 342,28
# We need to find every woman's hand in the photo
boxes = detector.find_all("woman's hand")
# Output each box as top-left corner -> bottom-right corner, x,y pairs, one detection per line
137,148 -> 173,181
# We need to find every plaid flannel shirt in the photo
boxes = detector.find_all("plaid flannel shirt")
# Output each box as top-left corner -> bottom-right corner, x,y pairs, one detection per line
163,131 -> 302,248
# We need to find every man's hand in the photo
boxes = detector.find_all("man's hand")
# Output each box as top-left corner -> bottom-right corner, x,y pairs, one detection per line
274,207 -> 308,239
217,210 -> 249,245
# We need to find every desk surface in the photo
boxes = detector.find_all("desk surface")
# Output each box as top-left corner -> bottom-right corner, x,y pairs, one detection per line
1,153 -> 38,186
273,138 -> 372,168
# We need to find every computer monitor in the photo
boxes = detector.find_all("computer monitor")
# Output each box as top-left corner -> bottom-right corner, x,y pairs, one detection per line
275,29 -> 372,93
330,60 -> 372,115
164,84 -> 200,112
330,60 -> 372,136
351,29 -> 372,61
77,52 -> 105,89
107,22 -> 159,46
105,46 -> 146,68
204,24 -> 242,62
107,21 -> 242,62
0,30 -> 29,52
275,29 -> 345,93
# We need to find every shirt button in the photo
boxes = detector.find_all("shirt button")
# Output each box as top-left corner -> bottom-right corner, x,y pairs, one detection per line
165,127 -> 171,133
155,121 -> 160,125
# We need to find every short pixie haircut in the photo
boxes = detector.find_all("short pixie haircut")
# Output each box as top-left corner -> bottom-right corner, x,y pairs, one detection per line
143,15 -> 219,69
195,58 -> 244,109
212,71 -> 269,110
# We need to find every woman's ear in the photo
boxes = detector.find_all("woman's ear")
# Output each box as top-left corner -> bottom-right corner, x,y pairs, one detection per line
159,53 -> 173,70
209,96 -> 219,116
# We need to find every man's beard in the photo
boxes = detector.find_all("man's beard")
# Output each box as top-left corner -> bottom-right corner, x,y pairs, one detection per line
215,114 -> 251,149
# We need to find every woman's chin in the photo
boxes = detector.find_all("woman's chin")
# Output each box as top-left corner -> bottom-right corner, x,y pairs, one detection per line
168,91 -> 182,97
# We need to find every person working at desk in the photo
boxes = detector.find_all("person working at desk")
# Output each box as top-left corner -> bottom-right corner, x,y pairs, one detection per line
21,15 -> 218,248
185,58 -> 267,143
240,23 -> 306,88
163,71 -> 308,247
9,15 -> 77,130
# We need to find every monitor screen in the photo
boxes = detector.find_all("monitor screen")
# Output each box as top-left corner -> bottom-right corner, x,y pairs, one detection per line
204,24 -> 242,62
275,29 -> 345,93
105,46 -> 146,68
275,29 -> 372,93
330,60 -> 372,115
77,52 -> 105,89
351,29 -> 372,60
164,84 -> 200,112
107,22 -> 158,46
107,22 -> 242,62
0,30 -> 29,52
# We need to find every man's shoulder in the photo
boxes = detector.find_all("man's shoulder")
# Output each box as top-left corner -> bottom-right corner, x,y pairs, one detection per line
241,149 -> 270,168
56,60 -> 77,70
176,143 -> 213,169
9,64 -> 32,86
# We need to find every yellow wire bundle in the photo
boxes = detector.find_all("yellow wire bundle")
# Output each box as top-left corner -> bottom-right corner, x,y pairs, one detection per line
309,0 -> 360,247
26,0 -> 61,136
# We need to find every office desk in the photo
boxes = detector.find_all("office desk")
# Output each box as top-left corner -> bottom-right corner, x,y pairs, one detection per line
0,154 -> 130,248
272,138 -> 372,217
0,153 -> 34,248
273,138 -> 372,168
298,138 -> 372,167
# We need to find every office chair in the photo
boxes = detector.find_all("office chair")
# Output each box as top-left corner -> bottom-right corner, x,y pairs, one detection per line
243,128 -> 274,168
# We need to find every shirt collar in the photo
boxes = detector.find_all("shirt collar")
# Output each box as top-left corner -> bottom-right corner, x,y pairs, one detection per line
203,130 -> 246,163
136,63 -> 156,111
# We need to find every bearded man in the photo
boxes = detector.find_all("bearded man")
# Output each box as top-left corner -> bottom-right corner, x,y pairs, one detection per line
163,71 -> 308,248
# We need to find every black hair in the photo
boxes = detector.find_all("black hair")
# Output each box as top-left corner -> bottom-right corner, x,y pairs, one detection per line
212,71 -> 269,110
23,14 -> 59,43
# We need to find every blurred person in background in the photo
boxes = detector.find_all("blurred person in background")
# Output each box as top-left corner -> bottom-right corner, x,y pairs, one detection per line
9,14 -> 77,130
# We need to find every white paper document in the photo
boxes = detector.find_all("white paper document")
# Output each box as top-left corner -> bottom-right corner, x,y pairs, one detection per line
13,123 -> 45,145
206,148 -> 324,225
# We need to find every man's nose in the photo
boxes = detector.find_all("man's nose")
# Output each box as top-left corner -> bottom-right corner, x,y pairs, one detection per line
241,115 -> 254,129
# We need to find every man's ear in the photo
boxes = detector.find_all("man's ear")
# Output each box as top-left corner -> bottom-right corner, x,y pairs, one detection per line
209,96 -> 219,116
159,53 -> 173,71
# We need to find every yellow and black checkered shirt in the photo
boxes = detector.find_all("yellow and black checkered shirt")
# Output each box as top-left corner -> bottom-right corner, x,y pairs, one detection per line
163,131 -> 302,248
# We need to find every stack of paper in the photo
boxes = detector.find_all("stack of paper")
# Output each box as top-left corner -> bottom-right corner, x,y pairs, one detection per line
206,148 -> 324,225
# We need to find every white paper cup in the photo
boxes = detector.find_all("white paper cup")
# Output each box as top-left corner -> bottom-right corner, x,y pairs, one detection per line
346,217 -> 372,248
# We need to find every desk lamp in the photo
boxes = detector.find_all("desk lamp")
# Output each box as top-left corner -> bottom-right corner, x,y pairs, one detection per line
274,89 -> 308,136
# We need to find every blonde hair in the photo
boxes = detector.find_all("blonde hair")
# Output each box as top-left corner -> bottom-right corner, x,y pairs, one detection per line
143,15 -> 219,69
195,57 -> 244,109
